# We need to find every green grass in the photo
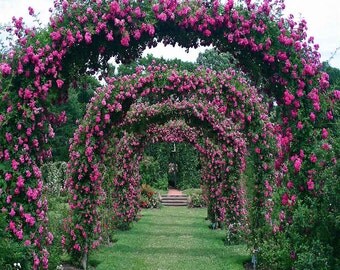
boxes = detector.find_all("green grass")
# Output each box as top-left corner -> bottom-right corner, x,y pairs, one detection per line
90,207 -> 250,270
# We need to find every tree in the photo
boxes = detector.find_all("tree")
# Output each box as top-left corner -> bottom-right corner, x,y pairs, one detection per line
50,76 -> 100,161
322,62 -> 340,89
117,54 -> 197,75
196,49 -> 235,71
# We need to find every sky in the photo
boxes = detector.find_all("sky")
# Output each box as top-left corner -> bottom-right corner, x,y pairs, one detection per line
0,0 -> 339,68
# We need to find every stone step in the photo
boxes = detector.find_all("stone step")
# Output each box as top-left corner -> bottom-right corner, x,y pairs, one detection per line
161,199 -> 188,203
161,195 -> 188,199
162,202 -> 188,206
161,196 -> 187,199
160,194 -> 188,206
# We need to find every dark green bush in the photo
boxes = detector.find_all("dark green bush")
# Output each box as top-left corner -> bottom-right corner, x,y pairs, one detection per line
293,240 -> 333,270
139,155 -> 168,190
184,189 -> 206,208
0,212 -> 30,270
47,195 -> 69,269
257,231 -> 292,270
141,143 -> 201,190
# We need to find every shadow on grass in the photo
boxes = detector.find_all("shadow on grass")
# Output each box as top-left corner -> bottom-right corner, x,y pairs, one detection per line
108,244 -> 246,258
122,228 -> 225,241
141,211 -> 207,220
134,220 -> 206,227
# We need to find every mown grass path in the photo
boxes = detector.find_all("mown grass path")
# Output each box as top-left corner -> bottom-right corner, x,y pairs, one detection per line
91,207 -> 249,270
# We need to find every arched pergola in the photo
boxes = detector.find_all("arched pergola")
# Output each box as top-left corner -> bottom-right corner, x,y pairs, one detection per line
63,65 -> 273,267
0,1 -> 336,269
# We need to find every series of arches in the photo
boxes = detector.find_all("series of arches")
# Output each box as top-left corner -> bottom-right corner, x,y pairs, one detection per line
64,65 -> 274,264
0,0 -> 336,268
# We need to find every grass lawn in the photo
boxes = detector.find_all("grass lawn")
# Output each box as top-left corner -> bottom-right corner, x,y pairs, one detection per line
90,207 -> 250,270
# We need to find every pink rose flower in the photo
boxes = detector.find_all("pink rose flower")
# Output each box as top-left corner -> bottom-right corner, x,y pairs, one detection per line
56,79 -> 64,89
307,179 -> 314,190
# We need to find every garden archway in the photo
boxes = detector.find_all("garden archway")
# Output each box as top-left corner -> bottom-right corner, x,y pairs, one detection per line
108,120 -> 240,228
64,64 -> 274,267
0,0 -> 336,268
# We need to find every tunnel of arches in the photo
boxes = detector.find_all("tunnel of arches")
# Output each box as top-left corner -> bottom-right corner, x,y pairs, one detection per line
0,0 -> 337,269
63,65 -> 274,263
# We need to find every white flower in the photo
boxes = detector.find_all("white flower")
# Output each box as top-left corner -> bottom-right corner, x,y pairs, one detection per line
13,262 -> 22,269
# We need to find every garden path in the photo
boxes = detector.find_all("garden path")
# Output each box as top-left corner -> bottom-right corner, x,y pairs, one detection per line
90,207 -> 249,269
167,188 -> 184,196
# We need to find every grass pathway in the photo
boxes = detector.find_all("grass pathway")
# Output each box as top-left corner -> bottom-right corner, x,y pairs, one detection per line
90,207 -> 249,270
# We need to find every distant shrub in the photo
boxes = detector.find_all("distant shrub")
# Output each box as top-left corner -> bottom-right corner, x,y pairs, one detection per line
41,162 -> 67,196
47,196 -> 69,269
184,189 -> 206,208
153,175 -> 168,191
139,184 -> 161,209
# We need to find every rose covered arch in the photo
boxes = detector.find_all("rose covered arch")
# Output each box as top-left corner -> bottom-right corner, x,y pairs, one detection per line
63,64 -> 274,267
0,0 -> 337,268
111,120 -> 249,226
107,120 -> 242,228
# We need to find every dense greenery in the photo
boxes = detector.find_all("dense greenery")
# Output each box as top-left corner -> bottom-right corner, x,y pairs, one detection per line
117,53 -> 197,75
197,49 -> 235,71
140,142 -> 201,190
323,62 -> 340,89
0,213 -> 30,269
49,76 -> 99,161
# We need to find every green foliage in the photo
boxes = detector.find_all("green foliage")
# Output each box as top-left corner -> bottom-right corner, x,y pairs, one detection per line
141,142 -> 201,190
47,195 -> 69,270
99,163 -> 118,241
98,204 -> 117,246
293,240 -> 333,270
117,54 -> 197,76
196,49 -> 235,71
322,62 -> 340,89
257,232 -> 292,270
183,188 -> 206,208
40,164 -> 70,268
289,164 -> 340,269
139,156 -> 167,190
139,184 -> 161,209
49,77 -> 98,161
290,206 -> 335,269
176,143 -> 201,190
0,212 -> 30,270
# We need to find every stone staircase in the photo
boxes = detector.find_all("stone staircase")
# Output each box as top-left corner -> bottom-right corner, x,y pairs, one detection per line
160,194 -> 188,206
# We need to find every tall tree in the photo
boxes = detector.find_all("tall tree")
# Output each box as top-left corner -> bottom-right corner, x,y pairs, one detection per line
117,54 -> 197,75
196,49 -> 235,71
